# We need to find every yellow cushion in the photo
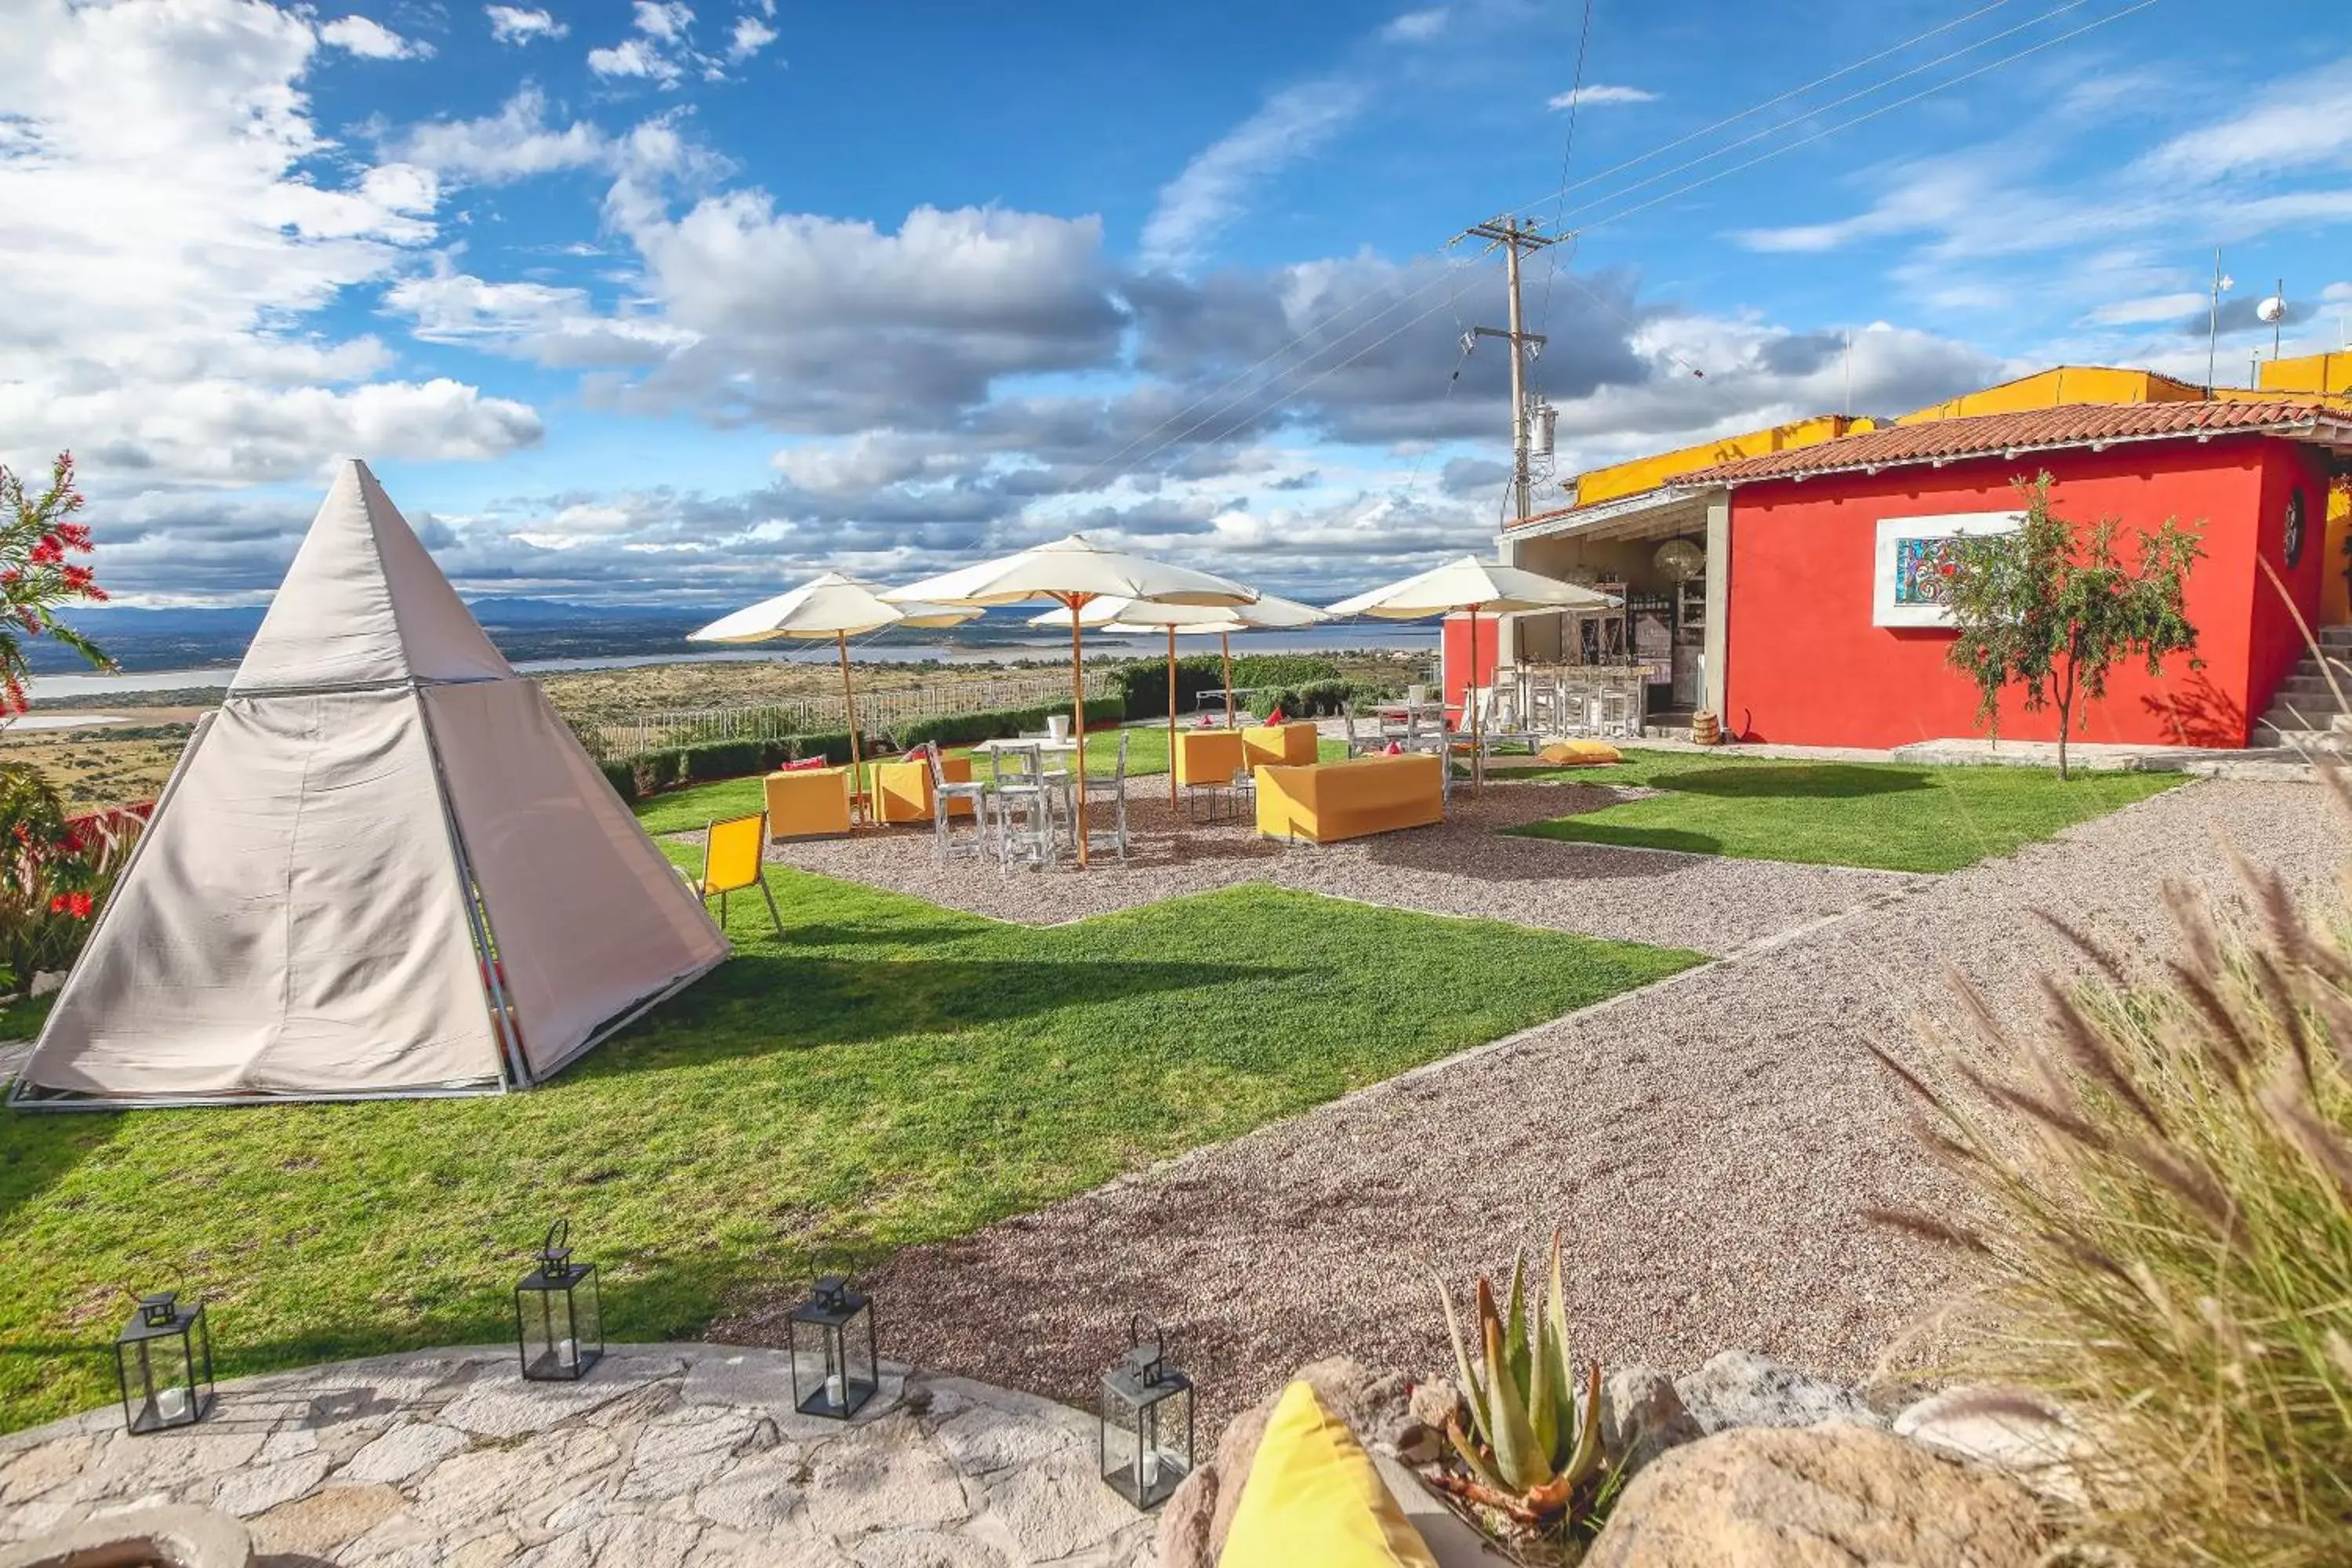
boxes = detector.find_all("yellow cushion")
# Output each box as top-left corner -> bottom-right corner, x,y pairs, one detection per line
762,767 -> 853,840
1538,739 -> 1622,766
1220,1382 -> 1437,1568
1176,729 -> 1247,786
869,756 -> 977,824
1240,721 -> 1318,769
1255,755 -> 1444,844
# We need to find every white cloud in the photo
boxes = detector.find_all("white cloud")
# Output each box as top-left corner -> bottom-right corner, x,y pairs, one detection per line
485,5 -> 566,45
0,0 -> 537,490
728,16 -> 778,62
2085,292 -> 2207,327
588,37 -> 677,85
400,87 -> 609,182
1548,84 -> 1657,110
633,2 -> 695,42
1381,9 -> 1446,42
2137,58 -> 2352,182
1140,80 -> 1368,270
318,14 -> 432,60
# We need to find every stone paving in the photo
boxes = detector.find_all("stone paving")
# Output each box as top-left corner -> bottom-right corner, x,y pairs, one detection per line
0,1343 -> 1156,1566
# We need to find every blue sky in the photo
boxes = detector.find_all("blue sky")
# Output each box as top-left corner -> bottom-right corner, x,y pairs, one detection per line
5,0 -> 2349,608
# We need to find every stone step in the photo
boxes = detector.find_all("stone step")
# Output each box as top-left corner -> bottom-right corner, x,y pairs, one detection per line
2252,722 -> 2352,750
2265,699 -> 2350,724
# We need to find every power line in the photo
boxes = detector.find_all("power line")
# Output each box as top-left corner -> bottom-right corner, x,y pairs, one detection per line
1490,0 -> 2022,223
1519,0 -> 2107,232
1555,0 -> 2161,242
1534,0 -> 1599,346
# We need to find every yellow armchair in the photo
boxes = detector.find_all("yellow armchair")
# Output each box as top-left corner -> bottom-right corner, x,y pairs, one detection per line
1242,720 -> 1319,769
869,753 -> 978,826
762,766 -> 853,840
1174,728 -> 1247,787
1255,754 -> 1444,844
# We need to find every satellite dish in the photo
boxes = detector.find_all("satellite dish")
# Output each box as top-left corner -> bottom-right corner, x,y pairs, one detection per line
2257,296 -> 2288,325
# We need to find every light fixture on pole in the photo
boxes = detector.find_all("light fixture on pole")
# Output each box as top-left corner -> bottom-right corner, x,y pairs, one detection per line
2207,251 -> 2234,390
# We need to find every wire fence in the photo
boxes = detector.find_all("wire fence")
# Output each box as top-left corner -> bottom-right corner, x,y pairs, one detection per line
598,669 -> 1117,757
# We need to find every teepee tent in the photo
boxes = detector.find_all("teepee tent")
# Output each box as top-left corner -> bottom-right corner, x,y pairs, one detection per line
8,461 -> 728,1109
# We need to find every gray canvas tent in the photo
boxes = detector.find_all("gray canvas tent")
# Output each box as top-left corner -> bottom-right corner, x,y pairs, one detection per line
8,459 -> 728,1108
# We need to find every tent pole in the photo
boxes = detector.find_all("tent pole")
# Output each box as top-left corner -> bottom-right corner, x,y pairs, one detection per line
1221,632 -> 1235,728
837,630 -> 862,826
1069,598 -> 1091,867
1167,626 -> 1178,809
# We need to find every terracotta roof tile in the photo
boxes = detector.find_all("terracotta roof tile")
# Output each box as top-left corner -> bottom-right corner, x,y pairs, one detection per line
1686,400 -> 2352,486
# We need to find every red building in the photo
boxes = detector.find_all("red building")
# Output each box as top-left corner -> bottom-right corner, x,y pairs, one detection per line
1693,403 -> 2350,750
1496,399 -> 2352,753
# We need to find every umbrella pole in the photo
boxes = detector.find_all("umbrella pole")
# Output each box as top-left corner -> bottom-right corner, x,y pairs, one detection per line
1167,627 -> 1178,810
838,630 -> 863,826
1221,632 -> 1234,728
1069,599 -> 1091,867
1468,604 -> 1482,793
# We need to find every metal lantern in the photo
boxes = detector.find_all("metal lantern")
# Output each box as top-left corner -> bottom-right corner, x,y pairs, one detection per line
115,1290 -> 213,1435
1099,1319 -> 1192,1510
789,1275 -> 878,1421
514,1220 -> 602,1381
1653,537 -> 1707,583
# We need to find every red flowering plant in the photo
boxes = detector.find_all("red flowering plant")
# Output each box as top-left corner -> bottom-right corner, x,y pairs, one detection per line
0,451 -> 124,995
0,452 -> 112,713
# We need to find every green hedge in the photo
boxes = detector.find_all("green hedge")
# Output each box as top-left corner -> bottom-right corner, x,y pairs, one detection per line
599,700 -> 1123,804
898,696 -> 1123,749
1111,654 -> 1346,720
603,729 -> 868,804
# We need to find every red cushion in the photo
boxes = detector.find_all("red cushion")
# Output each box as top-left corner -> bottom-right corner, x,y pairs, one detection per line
1265,707 -> 1286,724
782,757 -> 829,772
1198,714 -> 1216,728
901,748 -> 928,764
1384,740 -> 1404,755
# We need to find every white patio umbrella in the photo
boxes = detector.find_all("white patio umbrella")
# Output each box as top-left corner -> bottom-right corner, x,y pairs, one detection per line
688,572 -> 981,808
1029,593 -> 1327,807
887,535 -> 1258,864
1324,557 -> 1618,789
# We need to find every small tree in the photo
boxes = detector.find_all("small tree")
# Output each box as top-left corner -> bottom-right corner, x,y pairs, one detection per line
1944,474 -> 2202,780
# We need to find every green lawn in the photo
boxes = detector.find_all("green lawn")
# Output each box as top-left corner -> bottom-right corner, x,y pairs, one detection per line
633,724 -> 1343,836
1504,748 -> 2184,873
0,839 -> 1696,1433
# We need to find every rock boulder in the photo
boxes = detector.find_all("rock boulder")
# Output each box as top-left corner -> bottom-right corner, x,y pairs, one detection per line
1584,1423 -> 2049,1568
1673,1351 -> 1879,1435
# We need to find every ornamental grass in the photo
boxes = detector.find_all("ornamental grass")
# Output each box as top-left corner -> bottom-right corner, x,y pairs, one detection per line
1873,768 -> 2352,1566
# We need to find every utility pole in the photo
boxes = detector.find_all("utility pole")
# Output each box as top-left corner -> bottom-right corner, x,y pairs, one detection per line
1460,215 -> 1563,525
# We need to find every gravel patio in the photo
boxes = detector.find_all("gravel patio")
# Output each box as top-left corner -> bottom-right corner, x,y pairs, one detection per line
724,775 -> 2350,1432
766,779 -> 1919,957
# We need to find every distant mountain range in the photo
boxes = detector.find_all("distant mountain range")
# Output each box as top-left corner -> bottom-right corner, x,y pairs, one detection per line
20,597 -> 1075,675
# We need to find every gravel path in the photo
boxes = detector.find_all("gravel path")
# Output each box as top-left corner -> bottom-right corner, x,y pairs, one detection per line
719,777 -> 2351,1430
768,782 -> 1918,957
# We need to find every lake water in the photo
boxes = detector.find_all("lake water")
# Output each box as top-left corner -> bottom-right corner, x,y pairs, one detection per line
26,622 -> 1439,703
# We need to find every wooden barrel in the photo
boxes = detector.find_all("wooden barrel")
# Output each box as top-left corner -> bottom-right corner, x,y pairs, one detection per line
1690,710 -> 1722,746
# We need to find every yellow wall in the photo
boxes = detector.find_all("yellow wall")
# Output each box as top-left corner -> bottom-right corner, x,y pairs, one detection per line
2256,351 -> 2352,398
1893,366 -> 2206,425
1562,414 -> 1871,512
2325,482 -> 2352,626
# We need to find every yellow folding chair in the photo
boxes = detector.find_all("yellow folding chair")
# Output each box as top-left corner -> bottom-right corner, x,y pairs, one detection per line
699,811 -> 782,934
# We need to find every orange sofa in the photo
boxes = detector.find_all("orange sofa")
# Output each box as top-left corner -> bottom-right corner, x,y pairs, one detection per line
868,753 -> 978,826
1175,728 -> 1247,787
1254,754 -> 1445,844
763,765 -> 853,840
1241,720 -> 1319,769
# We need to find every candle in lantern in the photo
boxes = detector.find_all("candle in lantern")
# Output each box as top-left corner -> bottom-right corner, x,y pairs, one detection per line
557,1338 -> 578,1370
1142,1447 -> 1160,1488
155,1386 -> 188,1422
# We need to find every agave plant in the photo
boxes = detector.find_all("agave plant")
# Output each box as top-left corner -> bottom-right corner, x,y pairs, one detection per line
1428,1230 -> 1606,1526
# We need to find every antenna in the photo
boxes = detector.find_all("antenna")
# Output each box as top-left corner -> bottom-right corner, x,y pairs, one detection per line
2256,279 -> 2287,362
2206,249 -> 2234,391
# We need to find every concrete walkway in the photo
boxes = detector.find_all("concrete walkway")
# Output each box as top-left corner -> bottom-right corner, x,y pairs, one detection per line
0,1344 -> 1156,1566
